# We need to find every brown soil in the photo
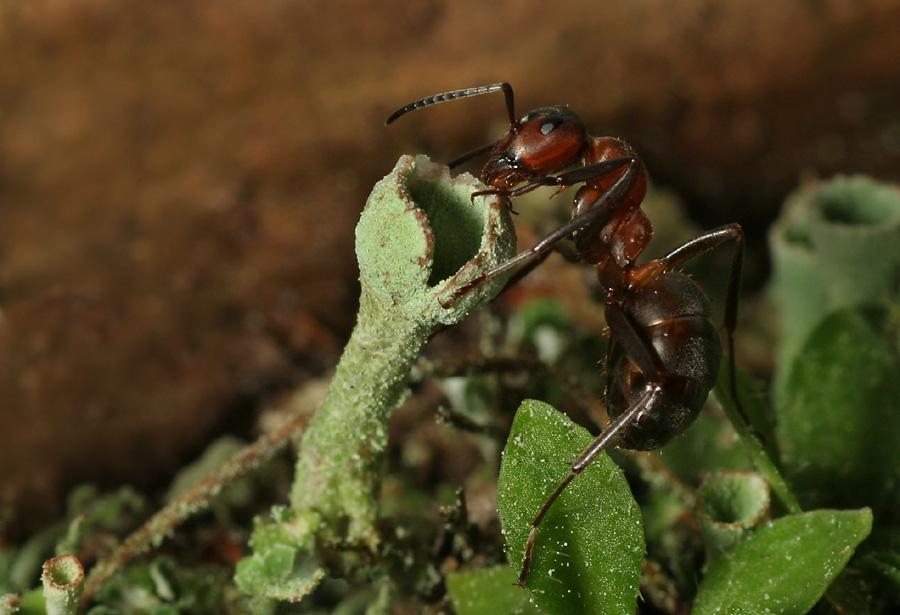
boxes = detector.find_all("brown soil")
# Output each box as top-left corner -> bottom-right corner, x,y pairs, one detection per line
2,0 -> 899,533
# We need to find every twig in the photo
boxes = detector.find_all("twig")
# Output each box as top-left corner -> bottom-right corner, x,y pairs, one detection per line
79,411 -> 311,607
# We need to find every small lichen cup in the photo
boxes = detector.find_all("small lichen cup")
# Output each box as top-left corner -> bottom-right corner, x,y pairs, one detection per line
42,555 -> 84,615
697,471 -> 770,564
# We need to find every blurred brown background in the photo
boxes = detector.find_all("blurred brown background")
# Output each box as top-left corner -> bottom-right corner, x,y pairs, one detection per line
2,0 -> 900,535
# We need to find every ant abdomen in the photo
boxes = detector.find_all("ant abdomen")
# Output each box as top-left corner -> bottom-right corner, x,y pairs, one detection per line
605,272 -> 723,451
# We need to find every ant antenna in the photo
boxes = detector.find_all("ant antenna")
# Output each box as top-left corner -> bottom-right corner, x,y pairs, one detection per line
448,142 -> 496,169
385,83 -> 517,127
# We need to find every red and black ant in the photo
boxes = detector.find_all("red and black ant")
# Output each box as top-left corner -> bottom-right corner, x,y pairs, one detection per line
387,83 -> 745,586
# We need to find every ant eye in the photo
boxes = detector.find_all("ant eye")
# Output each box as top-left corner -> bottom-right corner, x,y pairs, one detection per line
540,116 -> 564,135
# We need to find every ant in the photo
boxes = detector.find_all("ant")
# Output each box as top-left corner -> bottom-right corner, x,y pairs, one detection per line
387,83 -> 745,587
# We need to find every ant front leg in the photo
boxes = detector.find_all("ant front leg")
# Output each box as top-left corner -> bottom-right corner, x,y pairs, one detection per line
442,158 -> 642,307
472,156 -> 636,201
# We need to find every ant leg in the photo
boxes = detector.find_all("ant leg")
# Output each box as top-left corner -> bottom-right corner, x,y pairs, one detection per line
658,224 -> 743,335
517,298 -> 663,586
516,385 -> 660,586
656,224 -> 753,431
472,156 -> 636,200
442,161 -> 643,307
449,142 -> 496,169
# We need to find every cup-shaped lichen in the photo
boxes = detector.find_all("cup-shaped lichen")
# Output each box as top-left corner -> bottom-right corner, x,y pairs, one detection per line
237,155 -> 516,601
292,154 -> 515,542
697,471 -> 770,563
41,555 -> 84,615
769,176 -> 900,373
0,594 -> 20,615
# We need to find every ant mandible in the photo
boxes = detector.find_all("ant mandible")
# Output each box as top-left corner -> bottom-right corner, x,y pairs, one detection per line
386,83 -> 745,587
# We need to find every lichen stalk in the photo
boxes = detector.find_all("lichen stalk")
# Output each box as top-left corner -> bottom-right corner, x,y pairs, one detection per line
288,154 -> 516,548
288,307 -> 430,546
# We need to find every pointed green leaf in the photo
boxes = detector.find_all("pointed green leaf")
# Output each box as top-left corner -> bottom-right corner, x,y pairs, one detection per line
693,508 -> 873,615
497,399 -> 644,615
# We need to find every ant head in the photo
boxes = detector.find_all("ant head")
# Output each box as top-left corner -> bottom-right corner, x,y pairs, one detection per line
386,84 -> 588,189
482,106 -> 589,190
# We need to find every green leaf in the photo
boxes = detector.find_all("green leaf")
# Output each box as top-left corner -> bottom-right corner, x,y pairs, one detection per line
777,307 -> 900,516
446,565 -> 543,615
497,399 -> 644,615
693,508 -> 873,615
